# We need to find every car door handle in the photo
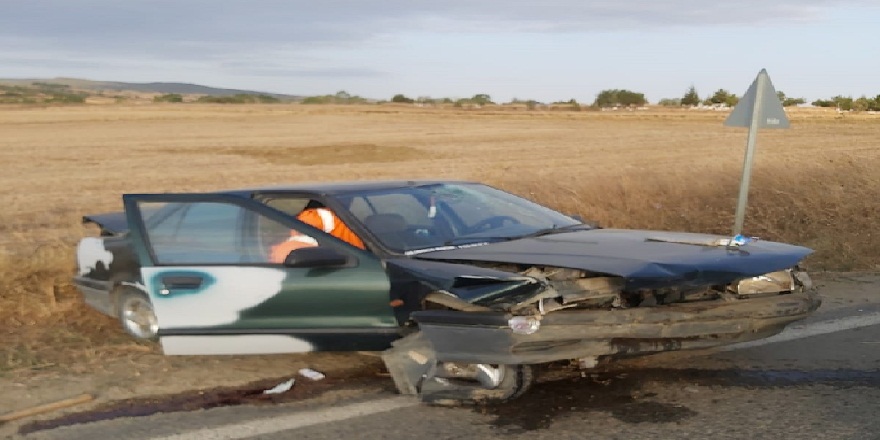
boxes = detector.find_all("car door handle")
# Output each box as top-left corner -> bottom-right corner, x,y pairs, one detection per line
161,276 -> 204,290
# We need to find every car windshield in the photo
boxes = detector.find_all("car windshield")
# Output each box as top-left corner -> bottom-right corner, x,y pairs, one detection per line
337,183 -> 583,254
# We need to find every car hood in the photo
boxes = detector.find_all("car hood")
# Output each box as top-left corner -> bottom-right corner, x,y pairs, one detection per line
416,229 -> 812,289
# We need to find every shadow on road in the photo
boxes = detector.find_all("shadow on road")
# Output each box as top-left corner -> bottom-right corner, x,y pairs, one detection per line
480,367 -> 880,432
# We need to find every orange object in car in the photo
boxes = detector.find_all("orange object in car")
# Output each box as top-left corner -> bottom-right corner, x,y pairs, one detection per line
270,208 -> 365,263
297,208 -> 366,250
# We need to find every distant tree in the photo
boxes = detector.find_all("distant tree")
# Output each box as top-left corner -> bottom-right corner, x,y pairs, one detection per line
853,96 -> 871,112
471,94 -> 493,105
832,96 -> 854,111
154,93 -> 183,103
45,93 -> 86,103
811,95 -> 873,111
870,95 -> 880,111
391,94 -> 414,103
196,94 -> 279,104
551,98 -> 580,110
301,91 -> 367,105
775,90 -> 804,107
301,96 -> 329,104
593,89 -> 646,108
32,82 -> 71,91
704,89 -> 737,106
657,98 -> 681,107
254,94 -> 280,103
681,86 -> 700,106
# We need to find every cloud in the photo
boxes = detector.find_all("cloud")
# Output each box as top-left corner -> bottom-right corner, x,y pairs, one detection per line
218,61 -> 387,78
2,0 -> 875,97
0,55 -> 105,70
3,0 -> 871,54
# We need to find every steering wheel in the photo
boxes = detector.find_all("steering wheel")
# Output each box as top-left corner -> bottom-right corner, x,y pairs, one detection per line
467,215 -> 520,233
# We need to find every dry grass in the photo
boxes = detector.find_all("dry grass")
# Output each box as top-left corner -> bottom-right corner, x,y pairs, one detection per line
1,103 -> 878,372
179,143 -> 432,166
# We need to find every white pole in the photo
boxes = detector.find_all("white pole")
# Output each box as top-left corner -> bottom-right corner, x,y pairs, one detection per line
732,72 -> 767,237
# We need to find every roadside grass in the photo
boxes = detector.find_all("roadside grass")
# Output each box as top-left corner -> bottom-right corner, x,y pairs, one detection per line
0,104 -> 877,372
499,155 -> 878,271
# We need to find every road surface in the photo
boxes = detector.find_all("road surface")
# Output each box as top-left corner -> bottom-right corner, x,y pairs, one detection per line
17,274 -> 880,440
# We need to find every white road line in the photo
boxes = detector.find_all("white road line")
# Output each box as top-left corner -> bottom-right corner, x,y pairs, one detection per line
722,311 -> 880,351
153,397 -> 417,440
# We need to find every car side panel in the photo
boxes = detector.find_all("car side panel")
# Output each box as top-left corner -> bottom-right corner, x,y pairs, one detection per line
123,193 -> 399,355
74,231 -> 142,317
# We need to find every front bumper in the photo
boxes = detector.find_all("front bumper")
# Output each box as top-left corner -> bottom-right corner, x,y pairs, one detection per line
413,289 -> 821,364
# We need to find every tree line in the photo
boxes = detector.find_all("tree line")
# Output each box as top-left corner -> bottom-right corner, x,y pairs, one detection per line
0,82 -> 88,104
138,88 -> 880,111
154,93 -> 281,103
656,86 -> 806,108
6,81 -> 879,111
384,88 -> 880,110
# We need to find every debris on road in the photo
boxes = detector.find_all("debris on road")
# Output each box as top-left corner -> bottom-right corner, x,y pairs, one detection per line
0,394 -> 94,424
299,368 -> 325,381
263,379 -> 295,395
16,370 -> 388,436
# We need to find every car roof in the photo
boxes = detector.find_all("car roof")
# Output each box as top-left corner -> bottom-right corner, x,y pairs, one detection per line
217,180 -> 477,197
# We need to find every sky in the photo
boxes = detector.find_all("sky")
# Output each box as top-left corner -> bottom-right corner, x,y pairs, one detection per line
2,1 -> 879,103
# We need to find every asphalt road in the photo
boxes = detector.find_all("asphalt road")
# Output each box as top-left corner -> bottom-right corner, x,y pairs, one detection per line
18,279 -> 880,440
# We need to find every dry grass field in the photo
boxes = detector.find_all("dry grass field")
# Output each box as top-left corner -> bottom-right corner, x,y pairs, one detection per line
1,103 -> 878,375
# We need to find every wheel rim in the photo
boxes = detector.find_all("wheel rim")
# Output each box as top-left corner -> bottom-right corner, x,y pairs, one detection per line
474,364 -> 506,389
437,362 -> 507,389
121,296 -> 158,339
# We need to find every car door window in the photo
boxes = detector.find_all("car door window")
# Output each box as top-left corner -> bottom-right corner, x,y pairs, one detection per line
139,201 -> 312,265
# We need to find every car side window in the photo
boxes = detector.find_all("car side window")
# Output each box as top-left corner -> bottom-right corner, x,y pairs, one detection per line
138,201 -> 312,265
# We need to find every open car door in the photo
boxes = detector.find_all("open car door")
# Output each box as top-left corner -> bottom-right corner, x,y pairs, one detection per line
122,193 -> 399,355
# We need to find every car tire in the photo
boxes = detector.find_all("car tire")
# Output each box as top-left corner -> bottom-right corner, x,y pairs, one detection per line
419,363 -> 534,406
116,289 -> 159,341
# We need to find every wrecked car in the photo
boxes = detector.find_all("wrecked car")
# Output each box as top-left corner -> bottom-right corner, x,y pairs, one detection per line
73,180 -> 820,403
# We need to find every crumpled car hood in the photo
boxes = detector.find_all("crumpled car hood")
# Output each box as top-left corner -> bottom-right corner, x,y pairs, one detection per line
387,258 -> 543,306
416,229 -> 812,289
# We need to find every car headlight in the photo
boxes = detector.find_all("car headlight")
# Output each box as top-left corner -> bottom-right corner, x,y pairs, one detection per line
735,269 -> 795,295
508,316 -> 541,335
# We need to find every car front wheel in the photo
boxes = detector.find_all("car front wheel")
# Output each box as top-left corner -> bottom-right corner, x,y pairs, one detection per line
117,289 -> 159,341
382,332 -> 535,405
419,363 -> 534,405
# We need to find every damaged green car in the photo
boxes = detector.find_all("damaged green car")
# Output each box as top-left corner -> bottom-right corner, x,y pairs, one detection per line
73,180 -> 820,403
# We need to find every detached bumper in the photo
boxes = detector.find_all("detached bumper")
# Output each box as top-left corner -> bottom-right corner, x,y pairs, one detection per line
412,290 -> 821,364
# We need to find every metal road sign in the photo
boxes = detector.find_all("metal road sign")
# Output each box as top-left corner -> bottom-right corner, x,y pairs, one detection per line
725,69 -> 790,129
725,69 -> 790,237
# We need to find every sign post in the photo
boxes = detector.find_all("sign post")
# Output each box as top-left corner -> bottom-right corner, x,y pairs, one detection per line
724,69 -> 790,237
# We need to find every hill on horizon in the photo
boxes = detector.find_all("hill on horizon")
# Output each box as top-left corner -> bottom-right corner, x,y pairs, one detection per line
0,77 -> 301,100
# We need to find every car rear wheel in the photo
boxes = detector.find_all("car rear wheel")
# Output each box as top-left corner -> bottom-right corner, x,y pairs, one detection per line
117,290 -> 158,341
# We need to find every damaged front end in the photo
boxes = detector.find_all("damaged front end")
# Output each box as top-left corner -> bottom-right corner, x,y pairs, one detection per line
410,264 -> 819,365
381,232 -> 821,403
